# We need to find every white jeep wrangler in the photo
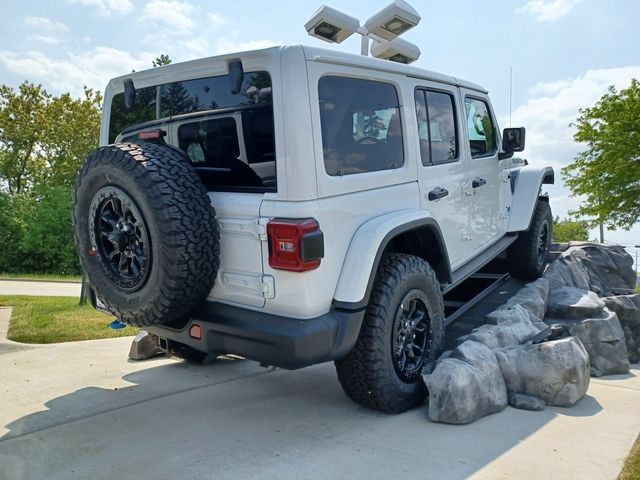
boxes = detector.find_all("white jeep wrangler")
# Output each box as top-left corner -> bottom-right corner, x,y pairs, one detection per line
73,45 -> 554,413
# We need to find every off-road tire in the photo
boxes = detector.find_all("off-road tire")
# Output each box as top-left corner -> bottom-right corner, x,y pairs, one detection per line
507,199 -> 552,280
335,253 -> 445,413
73,142 -> 220,327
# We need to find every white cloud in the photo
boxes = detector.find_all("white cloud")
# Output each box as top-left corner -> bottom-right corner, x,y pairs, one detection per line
504,65 -> 640,241
0,47 -> 155,96
141,0 -> 195,32
27,35 -> 61,45
65,0 -> 134,17
517,0 -> 584,22
207,12 -> 227,26
24,16 -> 69,34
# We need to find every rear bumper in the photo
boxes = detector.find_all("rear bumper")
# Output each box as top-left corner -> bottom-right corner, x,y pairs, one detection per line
145,301 -> 365,370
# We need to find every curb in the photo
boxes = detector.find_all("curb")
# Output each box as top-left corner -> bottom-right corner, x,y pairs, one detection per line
0,278 -> 82,285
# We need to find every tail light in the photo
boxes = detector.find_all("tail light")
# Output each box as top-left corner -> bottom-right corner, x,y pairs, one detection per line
137,129 -> 167,141
267,218 -> 324,272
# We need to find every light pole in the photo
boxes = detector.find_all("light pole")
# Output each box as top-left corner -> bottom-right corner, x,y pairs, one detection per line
304,0 -> 422,64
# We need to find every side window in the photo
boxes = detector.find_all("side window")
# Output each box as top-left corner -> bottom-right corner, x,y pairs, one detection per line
242,109 -> 275,164
465,98 -> 496,157
177,116 -> 267,191
318,76 -> 403,176
414,89 -> 458,165
178,117 -> 239,166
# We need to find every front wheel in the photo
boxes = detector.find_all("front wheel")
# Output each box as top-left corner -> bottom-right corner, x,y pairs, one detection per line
335,253 -> 445,413
508,199 -> 552,280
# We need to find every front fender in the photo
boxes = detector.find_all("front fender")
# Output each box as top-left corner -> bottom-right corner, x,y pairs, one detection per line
333,209 -> 447,307
508,166 -> 554,232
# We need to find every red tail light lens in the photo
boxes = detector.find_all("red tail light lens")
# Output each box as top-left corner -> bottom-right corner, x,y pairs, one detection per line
137,129 -> 166,140
267,219 -> 324,272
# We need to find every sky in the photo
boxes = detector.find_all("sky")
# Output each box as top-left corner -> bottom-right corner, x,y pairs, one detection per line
1,0 -> 639,250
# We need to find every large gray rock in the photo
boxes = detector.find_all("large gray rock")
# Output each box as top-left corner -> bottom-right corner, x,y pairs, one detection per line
424,341 -> 507,424
504,278 -> 549,320
128,330 -> 163,360
458,304 -> 543,350
622,325 -> 639,364
529,277 -> 550,313
508,392 -> 546,411
494,336 -> 590,407
569,308 -> 630,375
547,286 -> 605,319
543,243 -> 635,296
603,294 -> 640,364
603,295 -> 640,327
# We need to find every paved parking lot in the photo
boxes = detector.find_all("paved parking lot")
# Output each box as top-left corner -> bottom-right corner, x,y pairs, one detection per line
1,308 -> 639,480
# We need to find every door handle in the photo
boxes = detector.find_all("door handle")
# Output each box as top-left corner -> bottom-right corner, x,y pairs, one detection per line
428,187 -> 449,201
472,177 -> 487,188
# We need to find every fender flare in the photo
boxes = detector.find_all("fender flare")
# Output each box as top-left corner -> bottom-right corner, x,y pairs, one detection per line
508,166 -> 554,233
333,210 -> 451,310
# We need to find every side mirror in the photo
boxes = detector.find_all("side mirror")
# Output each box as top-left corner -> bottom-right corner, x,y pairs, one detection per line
502,127 -> 525,153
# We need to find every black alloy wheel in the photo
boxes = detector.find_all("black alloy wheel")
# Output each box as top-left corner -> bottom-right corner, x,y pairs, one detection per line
537,219 -> 550,267
392,289 -> 432,382
90,186 -> 150,291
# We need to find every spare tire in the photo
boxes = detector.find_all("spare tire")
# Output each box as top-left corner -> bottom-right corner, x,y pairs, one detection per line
73,142 -> 220,327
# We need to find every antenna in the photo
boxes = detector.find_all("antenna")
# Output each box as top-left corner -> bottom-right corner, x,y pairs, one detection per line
509,67 -> 513,127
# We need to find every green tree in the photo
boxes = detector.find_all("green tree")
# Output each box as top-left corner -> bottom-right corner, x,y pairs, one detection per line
562,79 -> 640,233
40,88 -> 102,187
152,54 -> 172,67
0,82 -> 101,193
0,83 -> 49,193
0,81 -> 100,274
552,216 -> 589,242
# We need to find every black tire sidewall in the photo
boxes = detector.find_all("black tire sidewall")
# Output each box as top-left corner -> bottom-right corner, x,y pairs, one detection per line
75,162 -> 163,314
336,253 -> 446,412
528,202 -> 552,277
73,143 -> 219,326
377,268 -> 444,396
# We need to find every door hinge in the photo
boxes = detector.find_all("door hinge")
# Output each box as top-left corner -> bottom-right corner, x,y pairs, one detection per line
461,181 -> 473,197
500,207 -> 510,220
261,275 -> 275,299
257,217 -> 269,241
499,170 -> 511,183
461,226 -> 472,242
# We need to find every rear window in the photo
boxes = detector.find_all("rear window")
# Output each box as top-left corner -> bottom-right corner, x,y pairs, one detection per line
318,76 -> 403,176
110,71 -> 276,193
108,71 -> 272,143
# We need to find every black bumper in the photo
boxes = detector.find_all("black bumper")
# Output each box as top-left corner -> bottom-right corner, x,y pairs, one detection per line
146,302 -> 365,370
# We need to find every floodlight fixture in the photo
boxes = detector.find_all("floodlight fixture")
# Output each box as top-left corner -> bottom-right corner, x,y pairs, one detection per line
364,0 -> 420,41
371,37 -> 421,64
305,5 -> 360,44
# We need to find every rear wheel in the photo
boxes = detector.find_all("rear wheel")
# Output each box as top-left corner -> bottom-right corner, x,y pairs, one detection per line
335,253 -> 445,413
508,199 -> 552,280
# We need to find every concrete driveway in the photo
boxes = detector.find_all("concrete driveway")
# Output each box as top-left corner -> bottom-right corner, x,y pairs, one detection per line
0,279 -> 81,297
0,308 -> 639,480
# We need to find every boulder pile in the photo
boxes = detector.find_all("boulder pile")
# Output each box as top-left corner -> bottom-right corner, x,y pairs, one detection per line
424,242 -> 637,425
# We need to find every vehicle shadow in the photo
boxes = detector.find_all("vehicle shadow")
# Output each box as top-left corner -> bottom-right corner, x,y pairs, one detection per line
0,355 -> 606,480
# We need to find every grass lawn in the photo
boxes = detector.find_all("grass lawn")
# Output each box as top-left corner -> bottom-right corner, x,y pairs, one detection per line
0,273 -> 82,282
621,435 -> 640,480
1,295 -> 138,343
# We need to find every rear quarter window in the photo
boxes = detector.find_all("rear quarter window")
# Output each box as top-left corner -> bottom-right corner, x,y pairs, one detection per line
318,76 -> 403,176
